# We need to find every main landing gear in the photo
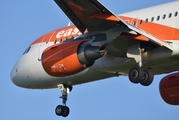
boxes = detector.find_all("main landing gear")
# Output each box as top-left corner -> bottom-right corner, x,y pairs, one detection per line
55,84 -> 72,117
129,66 -> 154,86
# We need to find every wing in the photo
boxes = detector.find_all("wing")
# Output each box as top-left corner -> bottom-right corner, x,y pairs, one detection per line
54,0 -> 172,50
54,0 -> 120,33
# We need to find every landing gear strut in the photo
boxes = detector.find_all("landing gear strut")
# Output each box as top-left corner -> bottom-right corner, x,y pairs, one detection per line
129,66 -> 154,86
55,84 -> 72,117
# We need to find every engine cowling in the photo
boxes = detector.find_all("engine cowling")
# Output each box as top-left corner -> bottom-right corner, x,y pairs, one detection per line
159,72 -> 179,105
41,40 -> 105,77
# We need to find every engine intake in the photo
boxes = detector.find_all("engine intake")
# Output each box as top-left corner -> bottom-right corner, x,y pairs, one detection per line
41,40 -> 105,77
159,72 -> 179,105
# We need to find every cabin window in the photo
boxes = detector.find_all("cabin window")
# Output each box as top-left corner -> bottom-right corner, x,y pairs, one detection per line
157,16 -> 160,21
145,18 -> 148,23
133,21 -> 136,25
23,46 -> 31,55
139,20 -> 143,24
175,11 -> 178,17
151,17 -> 154,22
163,14 -> 166,19
60,38 -> 62,43
54,40 -> 57,44
169,13 -> 172,18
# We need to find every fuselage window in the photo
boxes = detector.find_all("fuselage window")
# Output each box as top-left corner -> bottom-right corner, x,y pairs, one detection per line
151,17 -> 154,22
157,16 -> 160,21
145,18 -> 148,23
139,20 -> 143,24
169,13 -> 172,18
163,14 -> 166,19
133,21 -> 136,25
60,38 -> 62,43
175,11 -> 178,17
54,40 -> 57,44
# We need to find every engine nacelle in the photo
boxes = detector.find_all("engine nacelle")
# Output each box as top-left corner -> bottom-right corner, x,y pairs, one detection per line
159,72 -> 179,105
41,40 -> 105,77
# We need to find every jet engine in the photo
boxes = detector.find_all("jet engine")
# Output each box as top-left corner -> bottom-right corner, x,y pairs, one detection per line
41,40 -> 105,77
159,72 -> 179,105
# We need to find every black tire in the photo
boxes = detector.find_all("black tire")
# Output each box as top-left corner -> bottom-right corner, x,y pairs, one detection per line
55,105 -> 65,116
129,66 -> 144,83
140,69 -> 154,86
62,106 -> 70,117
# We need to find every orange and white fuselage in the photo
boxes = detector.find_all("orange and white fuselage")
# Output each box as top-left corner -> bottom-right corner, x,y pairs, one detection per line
10,1 -> 179,107
11,1 -> 179,89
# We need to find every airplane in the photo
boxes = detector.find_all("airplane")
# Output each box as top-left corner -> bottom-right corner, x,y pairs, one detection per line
10,0 -> 179,117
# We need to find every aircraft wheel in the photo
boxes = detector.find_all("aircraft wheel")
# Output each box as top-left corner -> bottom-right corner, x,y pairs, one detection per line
62,106 -> 70,117
55,105 -> 65,116
140,69 -> 154,86
129,66 -> 144,83
55,105 -> 70,117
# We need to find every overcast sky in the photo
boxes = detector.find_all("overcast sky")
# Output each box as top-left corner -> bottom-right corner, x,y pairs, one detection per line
1,0 -> 179,120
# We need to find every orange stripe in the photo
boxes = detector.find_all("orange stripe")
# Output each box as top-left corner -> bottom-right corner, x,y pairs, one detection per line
120,16 -> 179,40
31,15 -> 179,45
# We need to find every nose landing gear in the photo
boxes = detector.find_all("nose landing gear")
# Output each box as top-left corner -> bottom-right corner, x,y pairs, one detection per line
55,84 -> 72,117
